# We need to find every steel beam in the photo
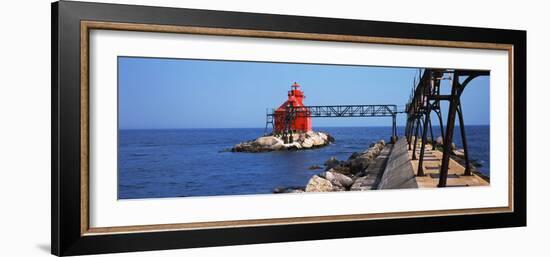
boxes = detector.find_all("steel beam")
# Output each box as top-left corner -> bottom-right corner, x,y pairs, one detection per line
438,76 -> 459,187
417,104 -> 431,176
428,115 -> 435,150
457,102 -> 472,176
412,116 -> 421,160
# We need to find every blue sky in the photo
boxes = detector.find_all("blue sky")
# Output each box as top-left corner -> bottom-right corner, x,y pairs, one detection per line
118,57 -> 489,129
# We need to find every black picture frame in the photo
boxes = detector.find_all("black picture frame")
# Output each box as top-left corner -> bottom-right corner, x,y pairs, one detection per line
52,1 -> 526,256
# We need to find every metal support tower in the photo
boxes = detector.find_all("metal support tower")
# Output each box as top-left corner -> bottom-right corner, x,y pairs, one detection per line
405,69 -> 488,186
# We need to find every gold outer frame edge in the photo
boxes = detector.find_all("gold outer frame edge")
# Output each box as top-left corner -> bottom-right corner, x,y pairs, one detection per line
80,20 -> 514,236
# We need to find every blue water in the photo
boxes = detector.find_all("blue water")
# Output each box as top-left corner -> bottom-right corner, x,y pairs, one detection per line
118,126 -> 490,199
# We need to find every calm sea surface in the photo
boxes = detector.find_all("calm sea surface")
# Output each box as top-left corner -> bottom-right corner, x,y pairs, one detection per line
118,126 -> 490,199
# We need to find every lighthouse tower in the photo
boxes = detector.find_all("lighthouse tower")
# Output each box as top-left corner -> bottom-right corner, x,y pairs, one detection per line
274,82 -> 312,134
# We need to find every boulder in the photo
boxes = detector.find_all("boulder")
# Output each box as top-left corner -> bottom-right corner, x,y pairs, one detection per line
331,183 -> 346,191
349,156 -> 371,174
231,143 -> 243,152
353,171 -> 367,178
326,133 -> 336,143
426,137 -> 433,144
322,171 -> 353,188
327,166 -> 352,175
305,175 -> 334,192
371,146 -> 381,156
318,132 -> 328,141
255,136 -> 283,146
310,134 -> 326,146
231,142 -> 263,152
308,165 -> 323,170
301,138 -> 314,148
271,142 -> 285,150
435,136 -> 444,146
350,176 -> 373,191
362,150 -> 376,160
324,156 -> 340,170
285,142 -> 302,150
348,152 -> 362,160
453,149 -> 465,158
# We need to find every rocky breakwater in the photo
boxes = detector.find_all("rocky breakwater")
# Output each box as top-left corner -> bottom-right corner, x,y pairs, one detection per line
274,140 -> 387,193
231,131 -> 335,153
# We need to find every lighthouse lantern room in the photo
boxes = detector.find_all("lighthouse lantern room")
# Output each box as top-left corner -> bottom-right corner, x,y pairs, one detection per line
274,82 -> 312,134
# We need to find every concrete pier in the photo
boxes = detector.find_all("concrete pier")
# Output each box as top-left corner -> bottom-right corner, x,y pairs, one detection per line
377,137 -> 488,189
275,136 -> 488,193
352,143 -> 393,190
409,142 -> 489,188
378,138 -> 418,189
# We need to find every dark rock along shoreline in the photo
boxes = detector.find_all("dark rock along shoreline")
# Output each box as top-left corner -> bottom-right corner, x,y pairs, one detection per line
274,140 -> 388,193
273,135 -> 485,193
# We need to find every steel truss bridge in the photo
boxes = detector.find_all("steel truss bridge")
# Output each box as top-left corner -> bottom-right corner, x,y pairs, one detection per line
404,68 -> 489,187
265,104 -> 399,142
264,68 -> 487,188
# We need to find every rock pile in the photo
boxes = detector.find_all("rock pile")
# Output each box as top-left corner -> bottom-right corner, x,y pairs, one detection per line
274,140 -> 387,193
231,131 -> 334,153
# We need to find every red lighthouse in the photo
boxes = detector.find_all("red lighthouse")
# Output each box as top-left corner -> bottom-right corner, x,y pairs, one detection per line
274,82 -> 312,134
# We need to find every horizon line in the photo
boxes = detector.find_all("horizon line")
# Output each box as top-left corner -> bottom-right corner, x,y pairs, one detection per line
119,124 -> 490,130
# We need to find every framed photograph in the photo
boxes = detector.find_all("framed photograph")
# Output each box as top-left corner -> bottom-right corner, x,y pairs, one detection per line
52,1 -> 526,256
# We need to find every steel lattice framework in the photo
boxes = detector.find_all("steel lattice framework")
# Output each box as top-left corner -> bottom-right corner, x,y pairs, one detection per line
296,105 -> 397,118
265,104 -> 398,142
405,68 -> 489,187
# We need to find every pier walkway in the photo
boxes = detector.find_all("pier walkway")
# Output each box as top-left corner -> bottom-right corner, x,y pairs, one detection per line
408,142 -> 489,188
377,137 -> 488,189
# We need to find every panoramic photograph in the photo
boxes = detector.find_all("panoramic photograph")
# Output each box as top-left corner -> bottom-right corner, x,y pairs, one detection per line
117,57 -> 490,199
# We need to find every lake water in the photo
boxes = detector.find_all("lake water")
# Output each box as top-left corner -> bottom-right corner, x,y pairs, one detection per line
118,126 -> 490,199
